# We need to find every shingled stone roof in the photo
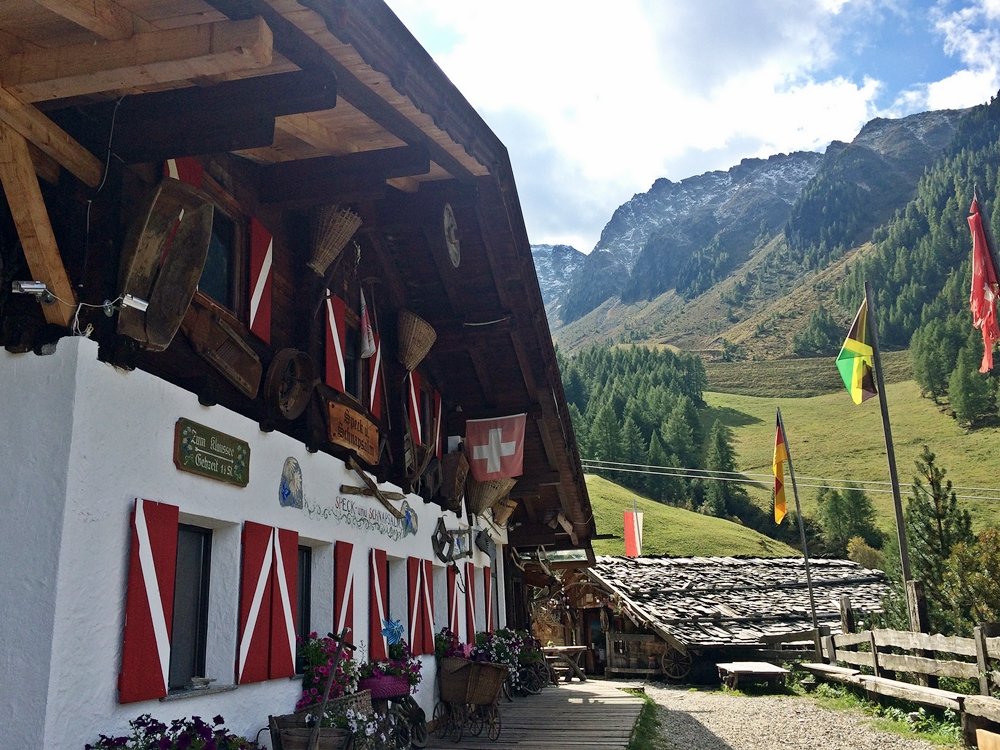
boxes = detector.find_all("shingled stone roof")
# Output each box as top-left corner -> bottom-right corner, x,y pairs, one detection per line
589,556 -> 890,649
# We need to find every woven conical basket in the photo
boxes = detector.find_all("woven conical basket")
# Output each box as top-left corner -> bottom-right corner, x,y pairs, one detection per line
397,309 -> 436,371
308,205 -> 361,276
465,477 -> 516,516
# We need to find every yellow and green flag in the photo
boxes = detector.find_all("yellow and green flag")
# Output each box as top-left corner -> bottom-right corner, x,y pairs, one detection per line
836,300 -> 878,405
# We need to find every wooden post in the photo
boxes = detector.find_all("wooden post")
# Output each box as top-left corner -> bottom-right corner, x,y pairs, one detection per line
906,580 -> 931,633
868,630 -> 882,678
814,625 -> 830,662
975,623 -> 1000,696
840,595 -> 856,634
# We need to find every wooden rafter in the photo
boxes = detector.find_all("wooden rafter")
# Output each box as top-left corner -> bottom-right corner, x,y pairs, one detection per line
0,124 -> 76,327
34,0 -> 136,40
0,85 -> 102,187
257,145 -> 429,204
1,17 -> 274,102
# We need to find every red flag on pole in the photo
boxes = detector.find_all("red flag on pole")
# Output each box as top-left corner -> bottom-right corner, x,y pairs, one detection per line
464,414 -> 526,481
969,197 -> 1000,373
624,508 -> 643,557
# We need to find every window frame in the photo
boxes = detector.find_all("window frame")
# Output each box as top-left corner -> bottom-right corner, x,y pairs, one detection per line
193,174 -> 248,322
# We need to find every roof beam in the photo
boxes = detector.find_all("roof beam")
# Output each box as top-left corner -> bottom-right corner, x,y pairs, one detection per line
1,16 -> 274,102
34,0 -> 136,40
257,145 -> 429,205
63,70 -> 337,163
0,124 -> 76,327
204,0 -> 477,182
0,85 -> 102,187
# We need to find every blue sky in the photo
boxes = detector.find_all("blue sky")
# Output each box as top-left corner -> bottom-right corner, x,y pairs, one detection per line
386,1 -> 1000,253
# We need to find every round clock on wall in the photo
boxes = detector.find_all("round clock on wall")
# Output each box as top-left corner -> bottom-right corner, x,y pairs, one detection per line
443,202 -> 460,268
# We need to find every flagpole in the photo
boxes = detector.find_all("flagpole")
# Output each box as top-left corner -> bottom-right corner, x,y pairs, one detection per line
776,407 -> 819,630
864,280 -> 912,597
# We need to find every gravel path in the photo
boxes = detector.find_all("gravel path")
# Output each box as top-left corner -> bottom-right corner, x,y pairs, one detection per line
641,684 -> 954,750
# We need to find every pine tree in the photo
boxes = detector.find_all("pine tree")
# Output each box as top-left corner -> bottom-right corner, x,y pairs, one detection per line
588,400 -> 621,464
816,483 -> 883,557
948,346 -> 994,428
905,447 -> 974,632
702,421 -> 737,518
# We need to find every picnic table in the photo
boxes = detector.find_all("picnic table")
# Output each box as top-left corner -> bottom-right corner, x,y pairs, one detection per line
716,661 -> 789,691
543,645 -> 588,682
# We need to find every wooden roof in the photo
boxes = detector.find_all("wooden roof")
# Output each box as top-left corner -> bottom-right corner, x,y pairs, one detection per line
0,0 -> 593,557
589,556 -> 889,649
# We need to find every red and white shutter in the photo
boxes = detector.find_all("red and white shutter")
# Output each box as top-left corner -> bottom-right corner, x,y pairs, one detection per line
483,566 -> 494,633
369,548 -> 389,661
367,334 -> 383,421
269,528 -> 298,679
464,561 -> 477,638
325,294 -> 347,393
238,523 -> 299,684
447,565 -> 461,638
119,498 -> 179,703
248,217 -> 273,344
238,521 -> 274,685
407,558 -> 434,655
334,541 -> 356,638
164,157 -> 204,188
406,370 -> 423,444
432,389 -> 443,459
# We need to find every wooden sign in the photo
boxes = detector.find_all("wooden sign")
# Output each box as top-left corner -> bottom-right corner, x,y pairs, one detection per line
327,400 -> 379,466
174,418 -> 250,486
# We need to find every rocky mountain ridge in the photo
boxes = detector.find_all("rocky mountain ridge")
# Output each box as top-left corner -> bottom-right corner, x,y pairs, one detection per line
534,107 -> 968,350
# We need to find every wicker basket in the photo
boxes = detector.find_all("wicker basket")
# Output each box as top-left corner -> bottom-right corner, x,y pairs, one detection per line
297,688 -> 373,724
438,657 -> 508,706
308,205 -> 361,277
268,714 -> 351,750
491,497 -> 517,526
438,656 -> 474,704
440,452 -> 469,511
465,477 -> 516,516
467,661 -> 509,706
397,309 -> 436,371
358,673 -> 410,700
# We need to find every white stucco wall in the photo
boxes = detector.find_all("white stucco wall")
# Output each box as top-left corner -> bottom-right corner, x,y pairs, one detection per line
0,337 -> 507,749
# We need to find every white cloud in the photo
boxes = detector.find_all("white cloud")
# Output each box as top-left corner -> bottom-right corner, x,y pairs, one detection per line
387,0 -> 999,251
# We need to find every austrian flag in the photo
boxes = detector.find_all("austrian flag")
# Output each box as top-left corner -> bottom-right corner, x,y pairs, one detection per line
464,414 -> 526,481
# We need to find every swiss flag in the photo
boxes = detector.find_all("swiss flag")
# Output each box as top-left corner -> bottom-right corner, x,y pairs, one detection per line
464,413 -> 526,481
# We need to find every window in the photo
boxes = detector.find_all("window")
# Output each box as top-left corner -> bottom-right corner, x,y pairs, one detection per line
344,323 -> 360,400
168,524 -> 212,691
200,211 -> 237,309
296,545 -> 312,674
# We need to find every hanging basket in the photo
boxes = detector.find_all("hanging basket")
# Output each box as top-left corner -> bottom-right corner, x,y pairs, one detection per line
308,205 -> 361,277
465,477 -> 516,516
491,497 -> 518,526
397,309 -> 436,371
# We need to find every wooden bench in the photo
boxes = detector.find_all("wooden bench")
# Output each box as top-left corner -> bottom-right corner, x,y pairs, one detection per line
717,661 -> 789,691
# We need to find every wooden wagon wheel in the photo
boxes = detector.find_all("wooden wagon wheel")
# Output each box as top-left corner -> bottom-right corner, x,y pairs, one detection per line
263,348 -> 316,420
660,646 -> 692,681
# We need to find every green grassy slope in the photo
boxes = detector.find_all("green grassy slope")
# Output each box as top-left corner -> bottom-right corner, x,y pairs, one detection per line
704,380 -> 1000,534
586,474 -> 798,557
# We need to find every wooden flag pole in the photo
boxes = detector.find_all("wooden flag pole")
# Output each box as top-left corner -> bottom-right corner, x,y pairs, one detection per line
776,407 -> 819,630
864,279 -> 912,595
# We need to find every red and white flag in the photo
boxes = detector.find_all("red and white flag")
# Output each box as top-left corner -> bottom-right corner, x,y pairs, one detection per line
359,289 -> 376,359
624,508 -> 643,557
969,197 -> 1000,372
464,414 -> 526,481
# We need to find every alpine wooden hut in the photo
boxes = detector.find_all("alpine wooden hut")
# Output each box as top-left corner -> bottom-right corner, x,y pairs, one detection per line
0,1 -> 594,746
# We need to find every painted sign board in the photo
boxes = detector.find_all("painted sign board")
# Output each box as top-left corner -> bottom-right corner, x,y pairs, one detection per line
327,400 -> 379,465
174,418 -> 250,486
